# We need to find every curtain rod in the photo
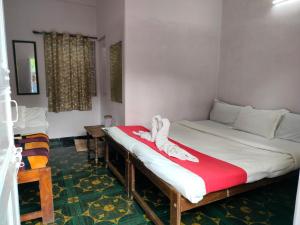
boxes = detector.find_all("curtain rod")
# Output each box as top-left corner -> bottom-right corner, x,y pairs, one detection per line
32,30 -> 98,40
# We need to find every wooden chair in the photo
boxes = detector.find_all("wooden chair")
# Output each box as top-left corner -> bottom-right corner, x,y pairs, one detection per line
18,167 -> 54,224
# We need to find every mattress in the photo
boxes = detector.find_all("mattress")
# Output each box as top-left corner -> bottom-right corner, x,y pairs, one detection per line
108,120 -> 300,203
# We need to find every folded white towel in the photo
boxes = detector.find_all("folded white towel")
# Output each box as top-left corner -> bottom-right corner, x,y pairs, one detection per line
155,118 -> 171,149
155,118 -> 199,162
133,115 -> 162,142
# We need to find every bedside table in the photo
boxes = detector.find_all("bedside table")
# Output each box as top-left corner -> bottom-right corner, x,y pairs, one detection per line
84,125 -> 105,164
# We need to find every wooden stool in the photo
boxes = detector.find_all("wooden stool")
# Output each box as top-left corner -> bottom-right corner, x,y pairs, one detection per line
84,125 -> 105,164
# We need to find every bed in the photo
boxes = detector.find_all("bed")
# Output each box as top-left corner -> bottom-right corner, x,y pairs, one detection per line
105,119 -> 300,225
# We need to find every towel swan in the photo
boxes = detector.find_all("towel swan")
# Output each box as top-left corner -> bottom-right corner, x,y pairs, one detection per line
134,115 -> 199,162
133,115 -> 162,142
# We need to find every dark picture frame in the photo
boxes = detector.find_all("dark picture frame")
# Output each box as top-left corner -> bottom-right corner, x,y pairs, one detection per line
12,40 -> 40,95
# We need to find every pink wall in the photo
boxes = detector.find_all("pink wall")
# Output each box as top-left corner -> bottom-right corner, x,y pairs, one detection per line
4,0 -> 101,138
96,0 -> 125,125
124,0 -> 223,126
218,0 -> 300,113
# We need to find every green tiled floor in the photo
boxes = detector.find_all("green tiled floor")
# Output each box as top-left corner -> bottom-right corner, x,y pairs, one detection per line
20,146 -> 298,225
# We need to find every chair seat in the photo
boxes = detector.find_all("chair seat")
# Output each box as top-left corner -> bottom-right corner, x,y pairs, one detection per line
14,133 -> 50,170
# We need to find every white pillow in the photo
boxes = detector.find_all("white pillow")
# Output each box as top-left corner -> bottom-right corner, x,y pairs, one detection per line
25,107 -> 49,128
233,106 -> 288,139
276,113 -> 300,143
12,106 -> 26,129
210,100 -> 242,125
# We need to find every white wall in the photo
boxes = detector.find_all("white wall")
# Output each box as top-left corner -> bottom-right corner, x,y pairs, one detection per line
6,0 -> 300,138
218,0 -> 300,112
4,0 -> 101,138
96,0 -> 125,126
124,0 -> 223,126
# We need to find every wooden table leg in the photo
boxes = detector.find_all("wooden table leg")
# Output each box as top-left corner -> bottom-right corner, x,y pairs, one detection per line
87,132 -> 90,160
95,138 -> 98,164
105,141 -> 109,168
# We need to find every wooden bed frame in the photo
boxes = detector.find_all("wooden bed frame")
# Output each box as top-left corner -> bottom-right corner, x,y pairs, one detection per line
18,167 -> 54,224
104,133 -> 297,225
105,135 -> 131,195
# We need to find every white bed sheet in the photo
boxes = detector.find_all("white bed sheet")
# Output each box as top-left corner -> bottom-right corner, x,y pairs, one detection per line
107,120 -> 299,203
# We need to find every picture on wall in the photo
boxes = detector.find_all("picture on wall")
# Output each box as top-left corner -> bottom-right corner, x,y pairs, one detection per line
110,41 -> 122,103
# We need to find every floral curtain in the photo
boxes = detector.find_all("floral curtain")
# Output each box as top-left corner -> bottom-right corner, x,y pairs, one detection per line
44,32 -> 96,112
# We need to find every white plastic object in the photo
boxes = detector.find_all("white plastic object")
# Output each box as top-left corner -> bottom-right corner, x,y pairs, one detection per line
104,115 -> 113,127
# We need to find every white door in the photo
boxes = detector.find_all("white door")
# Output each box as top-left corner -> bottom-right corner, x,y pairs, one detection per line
0,0 -> 22,224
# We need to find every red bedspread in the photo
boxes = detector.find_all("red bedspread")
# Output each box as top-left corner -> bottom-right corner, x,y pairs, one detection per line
118,125 -> 247,193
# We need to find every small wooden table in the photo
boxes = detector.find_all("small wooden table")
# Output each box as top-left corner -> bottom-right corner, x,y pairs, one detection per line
84,125 -> 105,164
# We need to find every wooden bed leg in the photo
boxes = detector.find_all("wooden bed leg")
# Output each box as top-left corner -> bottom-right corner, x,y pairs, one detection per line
129,162 -> 135,200
125,158 -> 131,197
170,191 -> 181,225
40,168 -> 54,224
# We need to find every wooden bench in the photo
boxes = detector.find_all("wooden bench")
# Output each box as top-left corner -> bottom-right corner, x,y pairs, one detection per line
15,133 -> 54,224
18,167 -> 54,224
